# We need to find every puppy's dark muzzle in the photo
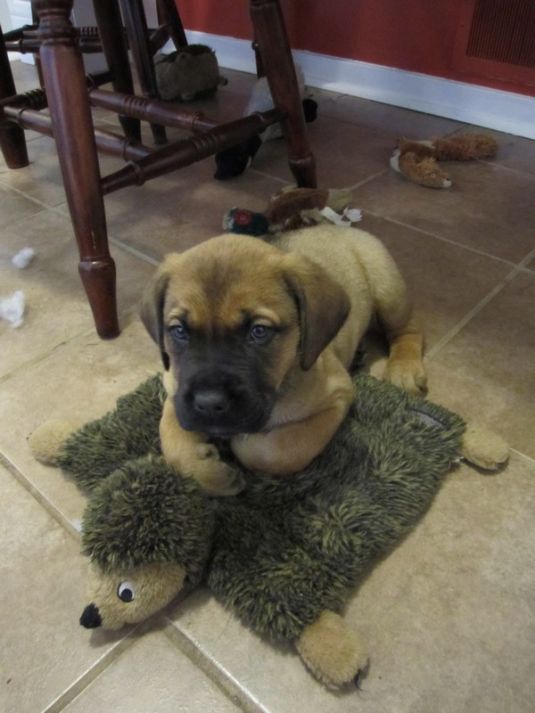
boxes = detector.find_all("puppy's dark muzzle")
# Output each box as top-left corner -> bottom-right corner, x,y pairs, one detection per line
176,374 -> 274,436
192,388 -> 231,419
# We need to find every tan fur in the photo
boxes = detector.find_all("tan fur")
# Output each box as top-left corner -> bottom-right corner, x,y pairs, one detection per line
141,225 -> 426,492
29,419 -> 78,465
160,397 -> 244,496
263,187 -> 353,232
434,134 -> 498,161
86,562 -> 186,630
392,133 -> 498,188
296,610 -> 369,688
398,151 -> 451,189
461,422 -> 509,470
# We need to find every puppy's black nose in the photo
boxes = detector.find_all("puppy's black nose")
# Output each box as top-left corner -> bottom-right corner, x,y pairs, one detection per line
80,603 -> 102,629
192,388 -> 230,417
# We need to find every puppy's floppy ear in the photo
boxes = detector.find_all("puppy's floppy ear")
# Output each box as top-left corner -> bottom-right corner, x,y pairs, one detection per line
283,254 -> 350,370
140,263 -> 171,370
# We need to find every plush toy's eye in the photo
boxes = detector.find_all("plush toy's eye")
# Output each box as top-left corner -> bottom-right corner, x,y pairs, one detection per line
117,580 -> 135,603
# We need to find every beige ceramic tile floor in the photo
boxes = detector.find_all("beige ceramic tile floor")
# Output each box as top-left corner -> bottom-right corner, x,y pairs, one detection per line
1,61 -> 534,713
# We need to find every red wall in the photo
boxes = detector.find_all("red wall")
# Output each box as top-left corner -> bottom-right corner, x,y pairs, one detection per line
175,0 -> 534,97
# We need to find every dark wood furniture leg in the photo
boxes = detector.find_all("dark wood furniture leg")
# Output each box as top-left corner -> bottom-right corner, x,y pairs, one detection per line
31,5 -> 46,88
34,0 -> 119,338
118,0 -> 167,145
252,36 -> 265,78
157,0 -> 188,48
0,26 -> 29,167
93,0 -> 141,142
250,0 -> 316,187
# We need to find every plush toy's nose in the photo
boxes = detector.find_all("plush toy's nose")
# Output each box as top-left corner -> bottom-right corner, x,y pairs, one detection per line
80,602 -> 102,629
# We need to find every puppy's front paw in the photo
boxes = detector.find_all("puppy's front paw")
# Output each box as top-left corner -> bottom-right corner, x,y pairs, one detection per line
191,444 -> 245,496
383,357 -> 427,396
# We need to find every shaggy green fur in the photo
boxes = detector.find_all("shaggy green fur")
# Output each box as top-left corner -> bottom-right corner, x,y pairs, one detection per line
210,377 -> 465,640
58,377 -> 165,492
60,373 -> 465,641
82,457 -> 214,588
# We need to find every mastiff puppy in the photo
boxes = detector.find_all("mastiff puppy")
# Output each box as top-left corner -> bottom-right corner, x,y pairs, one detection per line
141,225 -> 426,495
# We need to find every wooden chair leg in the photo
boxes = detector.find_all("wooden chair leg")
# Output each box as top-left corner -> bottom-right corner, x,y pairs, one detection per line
34,0 -> 119,339
31,6 -> 46,88
157,0 -> 188,49
0,27 -> 29,168
252,36 -> 265,78
118,0 -> 167,145
93,0 -> 141,142
250,0 -> 316,188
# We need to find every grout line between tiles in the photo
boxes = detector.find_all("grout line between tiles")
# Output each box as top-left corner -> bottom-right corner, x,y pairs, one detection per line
108,235 -> 160,266
347,168 -> 389,191
0,294 -> 150,387
163,620 -> 269,713
425,281 -> 508,360
0,234 -> 153,388
362,209 -> 518,267
0,327 -> 94,387
0,176 -> 64,212
7,190 -> 71,220
249,167 -> 291,185
426,245 -> 535,360
39,628 -> 142,713
480,158 -> 535,182
249,166 -> 389,190
0,452 -> 81,540
510,448 -> 535,468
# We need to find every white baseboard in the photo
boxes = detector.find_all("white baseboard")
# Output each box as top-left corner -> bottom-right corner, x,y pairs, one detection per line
186,29 -> 535,140
8,51 -> 35,64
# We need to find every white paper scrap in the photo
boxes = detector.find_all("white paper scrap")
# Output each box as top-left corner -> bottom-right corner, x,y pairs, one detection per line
320,205 -> 363,227
343,207 -> 362,222
0,290 -> 26,328
12,247 -> 35,269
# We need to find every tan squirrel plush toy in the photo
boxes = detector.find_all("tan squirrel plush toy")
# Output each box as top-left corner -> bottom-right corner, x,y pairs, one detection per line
390,133 -> 498,188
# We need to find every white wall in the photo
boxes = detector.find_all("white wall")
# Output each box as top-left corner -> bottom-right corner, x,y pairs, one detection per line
6,0 -> 31,29
1,0 -> 13,31
6,0 -> 32,62
6,0 -> 108,69
5,1 -> 170,71
70,0 -> 105,73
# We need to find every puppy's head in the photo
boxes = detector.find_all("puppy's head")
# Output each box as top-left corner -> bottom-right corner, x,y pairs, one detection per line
141,235 -> 349,437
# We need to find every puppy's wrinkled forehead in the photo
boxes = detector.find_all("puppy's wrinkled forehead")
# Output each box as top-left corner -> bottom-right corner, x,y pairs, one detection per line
164,239 -> 294,330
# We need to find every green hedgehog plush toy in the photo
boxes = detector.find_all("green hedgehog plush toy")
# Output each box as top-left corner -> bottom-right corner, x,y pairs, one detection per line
29,373 -> 508,689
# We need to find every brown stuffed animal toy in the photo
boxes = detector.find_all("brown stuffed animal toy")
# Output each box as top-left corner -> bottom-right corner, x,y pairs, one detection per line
223,187 -> 362,237
263,186 -> 353,231
390,133 -> 498,188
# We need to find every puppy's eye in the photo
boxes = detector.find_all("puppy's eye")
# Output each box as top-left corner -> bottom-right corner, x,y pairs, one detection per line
249,324 -> 274,344
169,322 -> 189,342
117,581 -> 135,603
